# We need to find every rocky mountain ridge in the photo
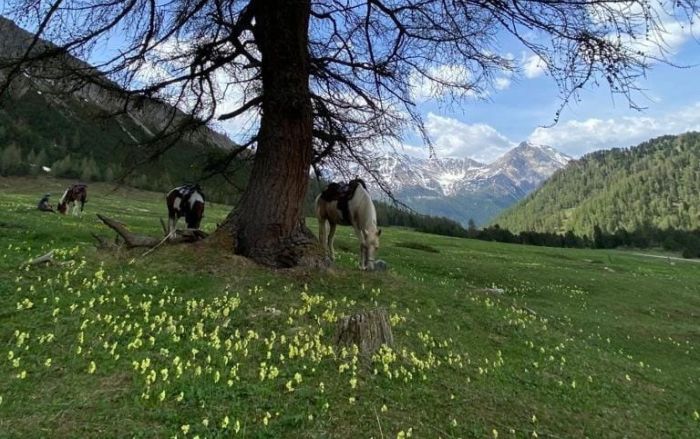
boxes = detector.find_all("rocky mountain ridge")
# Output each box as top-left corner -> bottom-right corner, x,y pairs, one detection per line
356,142 -> 572,225
0,16 -> 236,151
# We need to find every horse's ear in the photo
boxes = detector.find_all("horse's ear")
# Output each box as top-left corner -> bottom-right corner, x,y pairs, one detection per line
377,228 -> 382,237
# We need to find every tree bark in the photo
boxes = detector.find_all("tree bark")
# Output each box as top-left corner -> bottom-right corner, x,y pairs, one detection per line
213,0 -> 322,268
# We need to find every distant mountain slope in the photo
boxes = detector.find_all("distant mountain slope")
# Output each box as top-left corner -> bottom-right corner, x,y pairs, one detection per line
495,132 -> 700,234
349,142 -> 571,226
0,16 -> 235,151
0,16 -> 243,202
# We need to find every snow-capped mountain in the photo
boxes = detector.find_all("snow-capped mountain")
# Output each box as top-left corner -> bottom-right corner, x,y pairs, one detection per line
374,153 -> 483,196
353,142 -> 572,226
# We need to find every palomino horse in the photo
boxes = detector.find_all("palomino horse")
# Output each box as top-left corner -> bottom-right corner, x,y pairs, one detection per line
166,184 -> 205,236
315,178 -> 382,270
57,184 -> 87,215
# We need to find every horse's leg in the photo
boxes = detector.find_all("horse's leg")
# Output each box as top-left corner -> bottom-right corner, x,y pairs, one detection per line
318,219 -> 328,257
353,227 -> 364,269
327,223 -> 337,261
168,216 -> 177,238
359,243 -> 368,270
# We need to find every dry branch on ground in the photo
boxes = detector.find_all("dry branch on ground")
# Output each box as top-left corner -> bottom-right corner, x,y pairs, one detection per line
94,214 -> 208,250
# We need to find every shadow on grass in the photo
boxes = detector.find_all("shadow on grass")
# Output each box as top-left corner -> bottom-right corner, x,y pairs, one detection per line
395,241 -> 440,253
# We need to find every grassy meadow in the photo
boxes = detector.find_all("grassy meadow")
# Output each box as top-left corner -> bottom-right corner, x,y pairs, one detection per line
0,176 -> 699,438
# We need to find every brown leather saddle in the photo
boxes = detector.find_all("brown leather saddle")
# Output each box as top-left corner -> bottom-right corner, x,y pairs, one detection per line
320,178 -> 367,224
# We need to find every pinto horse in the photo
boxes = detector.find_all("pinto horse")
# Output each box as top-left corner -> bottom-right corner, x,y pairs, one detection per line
57,184 -> 87,215
315,178 -> 382,270
166,184 -> 205,236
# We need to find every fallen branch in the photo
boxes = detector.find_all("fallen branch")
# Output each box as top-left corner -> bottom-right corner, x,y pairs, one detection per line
96,214 -> 162,248
91,233 -> 117,250
20,250 -> 72,268
24,250 -> 55,266
95,214 -> 208,253
140,234 -> 171,258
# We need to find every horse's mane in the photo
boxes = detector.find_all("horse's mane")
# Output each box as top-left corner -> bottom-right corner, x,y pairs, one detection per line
349,179 -> 377,230
59,187 -> 71,204
349,178 -> 367,190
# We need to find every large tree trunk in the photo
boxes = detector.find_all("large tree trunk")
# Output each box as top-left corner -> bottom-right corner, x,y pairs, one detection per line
213,0 -> 321,267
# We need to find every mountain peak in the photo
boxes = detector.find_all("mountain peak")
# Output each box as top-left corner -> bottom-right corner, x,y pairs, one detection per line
327,141 -> 570,225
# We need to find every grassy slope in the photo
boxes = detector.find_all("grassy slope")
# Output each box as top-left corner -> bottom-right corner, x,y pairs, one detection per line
0,176 -> 698,438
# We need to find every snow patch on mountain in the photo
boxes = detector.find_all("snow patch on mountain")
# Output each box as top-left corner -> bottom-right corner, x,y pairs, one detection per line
332,141 -> 572,225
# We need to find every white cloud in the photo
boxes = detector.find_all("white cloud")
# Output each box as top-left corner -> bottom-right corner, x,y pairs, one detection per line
588,2 -> 695,61
528,102 -> 700,156
425,112 -> 516,162
494,76 -> 512,90
522,53 -> 546,79
626,19 -> 695,61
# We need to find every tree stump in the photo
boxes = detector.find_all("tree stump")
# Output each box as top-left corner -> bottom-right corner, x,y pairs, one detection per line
334,308 -> 393,356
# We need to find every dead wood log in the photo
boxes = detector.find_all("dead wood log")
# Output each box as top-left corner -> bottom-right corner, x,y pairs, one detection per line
91,233 -> 118,250
23,250 -> 55,266
95,214 -> 208,250
334,308 -> 393,356
96,214 -> 162,248
20,250 -> 72,268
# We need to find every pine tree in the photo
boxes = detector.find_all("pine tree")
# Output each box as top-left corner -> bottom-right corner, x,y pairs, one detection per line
0,144 -> 25,176
104,166 -> 115,182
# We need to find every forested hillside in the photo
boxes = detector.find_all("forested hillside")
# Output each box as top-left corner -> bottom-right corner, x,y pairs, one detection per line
0,16 -> 248,204
0,86 -> 251,204
496,132 -> 700,234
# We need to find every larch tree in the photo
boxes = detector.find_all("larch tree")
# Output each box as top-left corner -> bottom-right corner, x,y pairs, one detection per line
0,0 -> 697,266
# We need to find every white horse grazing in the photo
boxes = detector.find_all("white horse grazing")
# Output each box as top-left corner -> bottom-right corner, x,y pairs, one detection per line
315,179 -> 382,270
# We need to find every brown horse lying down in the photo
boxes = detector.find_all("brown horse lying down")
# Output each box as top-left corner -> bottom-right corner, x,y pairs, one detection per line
315,178 -> 382,270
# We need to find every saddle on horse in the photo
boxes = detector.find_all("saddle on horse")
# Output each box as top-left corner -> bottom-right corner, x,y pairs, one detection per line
320,178 -> 367,224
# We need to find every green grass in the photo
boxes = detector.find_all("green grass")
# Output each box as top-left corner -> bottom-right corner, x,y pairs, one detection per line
1,176 -> 699,438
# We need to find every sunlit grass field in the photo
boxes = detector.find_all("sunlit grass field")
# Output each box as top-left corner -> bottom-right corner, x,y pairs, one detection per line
1,176 -> 699,438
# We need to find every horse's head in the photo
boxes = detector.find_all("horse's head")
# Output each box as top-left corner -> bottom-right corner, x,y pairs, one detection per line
186,197 -> 205,229
361,227 -> 382,269
57,202 -> 67,214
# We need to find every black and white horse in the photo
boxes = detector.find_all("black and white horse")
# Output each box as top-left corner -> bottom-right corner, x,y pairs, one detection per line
166,184 -> 205,236
315,178 -> 382,270
57,184 -> 87,215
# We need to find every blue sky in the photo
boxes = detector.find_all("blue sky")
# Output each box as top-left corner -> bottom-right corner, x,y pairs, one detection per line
406,26 -> 700,163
